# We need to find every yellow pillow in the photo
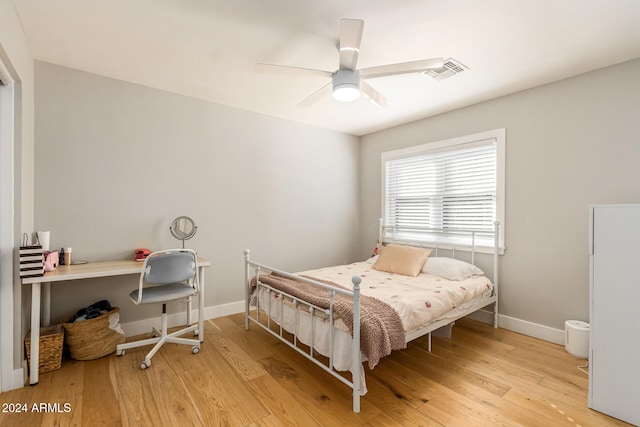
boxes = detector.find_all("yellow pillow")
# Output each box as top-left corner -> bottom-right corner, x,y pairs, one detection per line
372,244 -> 431,277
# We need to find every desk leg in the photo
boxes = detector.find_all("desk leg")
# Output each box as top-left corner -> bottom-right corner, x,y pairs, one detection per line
198,266 -> 205,342
42,282 -> 51,327
30,282 -> 41,385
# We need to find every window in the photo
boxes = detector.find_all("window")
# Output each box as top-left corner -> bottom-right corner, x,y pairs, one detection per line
381,129 -> 505,252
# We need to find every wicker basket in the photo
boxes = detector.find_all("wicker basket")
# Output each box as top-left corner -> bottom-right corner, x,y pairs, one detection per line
63,307 -> 126,360
25,324 -> 64,374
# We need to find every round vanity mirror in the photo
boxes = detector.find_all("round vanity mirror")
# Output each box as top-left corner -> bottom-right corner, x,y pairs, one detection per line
170,216 -> 197,248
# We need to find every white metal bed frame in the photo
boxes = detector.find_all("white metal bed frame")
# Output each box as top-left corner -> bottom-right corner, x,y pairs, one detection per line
244,221 -> 500,413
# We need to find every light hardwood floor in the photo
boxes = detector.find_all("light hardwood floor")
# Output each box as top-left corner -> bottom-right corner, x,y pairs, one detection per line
0,314 -> 632,426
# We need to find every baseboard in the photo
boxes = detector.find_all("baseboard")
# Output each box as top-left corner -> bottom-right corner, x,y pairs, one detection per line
1,368 -> 25,392
498,313 -> 565,345
120,300 -> 245,337
467,309 -> 565,345
14,364 -> 25,389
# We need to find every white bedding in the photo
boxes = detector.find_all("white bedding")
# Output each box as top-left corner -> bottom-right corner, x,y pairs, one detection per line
298,261 -> 493,333
253,261 -> 494,394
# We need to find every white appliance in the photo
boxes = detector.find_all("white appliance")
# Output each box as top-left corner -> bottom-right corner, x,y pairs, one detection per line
565,320 -> 589,359
589,205 -> 640,425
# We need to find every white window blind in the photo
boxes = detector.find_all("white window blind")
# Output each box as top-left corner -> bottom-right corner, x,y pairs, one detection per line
382,129 -> 505,250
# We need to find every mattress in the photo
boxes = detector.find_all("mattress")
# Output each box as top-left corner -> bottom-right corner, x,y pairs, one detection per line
298,261 -> 493,332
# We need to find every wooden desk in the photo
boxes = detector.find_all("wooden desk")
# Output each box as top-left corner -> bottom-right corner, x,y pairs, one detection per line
22,257 -> 210,385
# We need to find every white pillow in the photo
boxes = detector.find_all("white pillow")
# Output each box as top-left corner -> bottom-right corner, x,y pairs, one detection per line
422,257 -> 484,281
366,255 -> 378,264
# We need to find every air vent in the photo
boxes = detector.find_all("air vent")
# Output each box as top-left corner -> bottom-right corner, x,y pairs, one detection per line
423,58 -> 469,80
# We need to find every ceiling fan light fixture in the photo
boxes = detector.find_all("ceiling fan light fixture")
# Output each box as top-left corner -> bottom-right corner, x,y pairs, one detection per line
333,84 -> 360,102
332,69 -> 361,102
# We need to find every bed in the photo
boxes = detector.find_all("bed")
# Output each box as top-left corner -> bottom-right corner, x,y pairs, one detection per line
243,221 -> 500,413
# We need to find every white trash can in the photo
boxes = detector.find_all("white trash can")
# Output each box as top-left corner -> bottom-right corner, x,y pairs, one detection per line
565,320 -> 589,359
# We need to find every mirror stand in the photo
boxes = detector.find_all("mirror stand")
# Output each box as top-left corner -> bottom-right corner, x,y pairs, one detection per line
170,216 -> 197,248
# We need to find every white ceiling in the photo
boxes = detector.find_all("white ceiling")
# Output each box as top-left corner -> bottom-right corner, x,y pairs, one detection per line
12,0 -> 640,136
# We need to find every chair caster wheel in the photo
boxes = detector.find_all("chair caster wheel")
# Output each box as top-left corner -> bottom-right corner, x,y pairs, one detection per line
192,346 -> 200,354
116,349 -> 125,356
140,361 -> 150,370
193,329 -> 199,336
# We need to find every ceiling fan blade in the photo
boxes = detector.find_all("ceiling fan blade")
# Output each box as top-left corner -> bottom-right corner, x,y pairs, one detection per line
360,58 -> 444,79
360,80 -> 388,108
298,82 -> 332,107
256,63 -> 333,78
339,19 -> 364,70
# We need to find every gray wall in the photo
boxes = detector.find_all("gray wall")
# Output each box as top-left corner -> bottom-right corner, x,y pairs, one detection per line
34,61 -> 360,324
34,58 -> 640,334
360,58 -> 640,330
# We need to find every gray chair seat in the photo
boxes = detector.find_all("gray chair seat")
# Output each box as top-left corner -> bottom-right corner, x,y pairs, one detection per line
129,283 -> 196,305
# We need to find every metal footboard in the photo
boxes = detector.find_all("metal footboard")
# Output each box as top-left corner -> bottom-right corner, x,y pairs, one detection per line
244,250 -> 363,413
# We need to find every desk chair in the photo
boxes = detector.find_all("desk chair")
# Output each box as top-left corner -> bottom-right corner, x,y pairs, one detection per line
116,249 -> 201,369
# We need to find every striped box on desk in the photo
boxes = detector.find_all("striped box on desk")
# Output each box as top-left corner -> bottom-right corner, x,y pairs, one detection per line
20,245 -> 44,278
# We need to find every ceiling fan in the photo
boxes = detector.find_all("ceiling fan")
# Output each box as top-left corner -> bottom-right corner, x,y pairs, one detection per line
257,19 -> 444,107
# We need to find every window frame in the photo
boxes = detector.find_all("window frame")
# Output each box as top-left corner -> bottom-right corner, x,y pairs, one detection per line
380,128 -> 506,253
